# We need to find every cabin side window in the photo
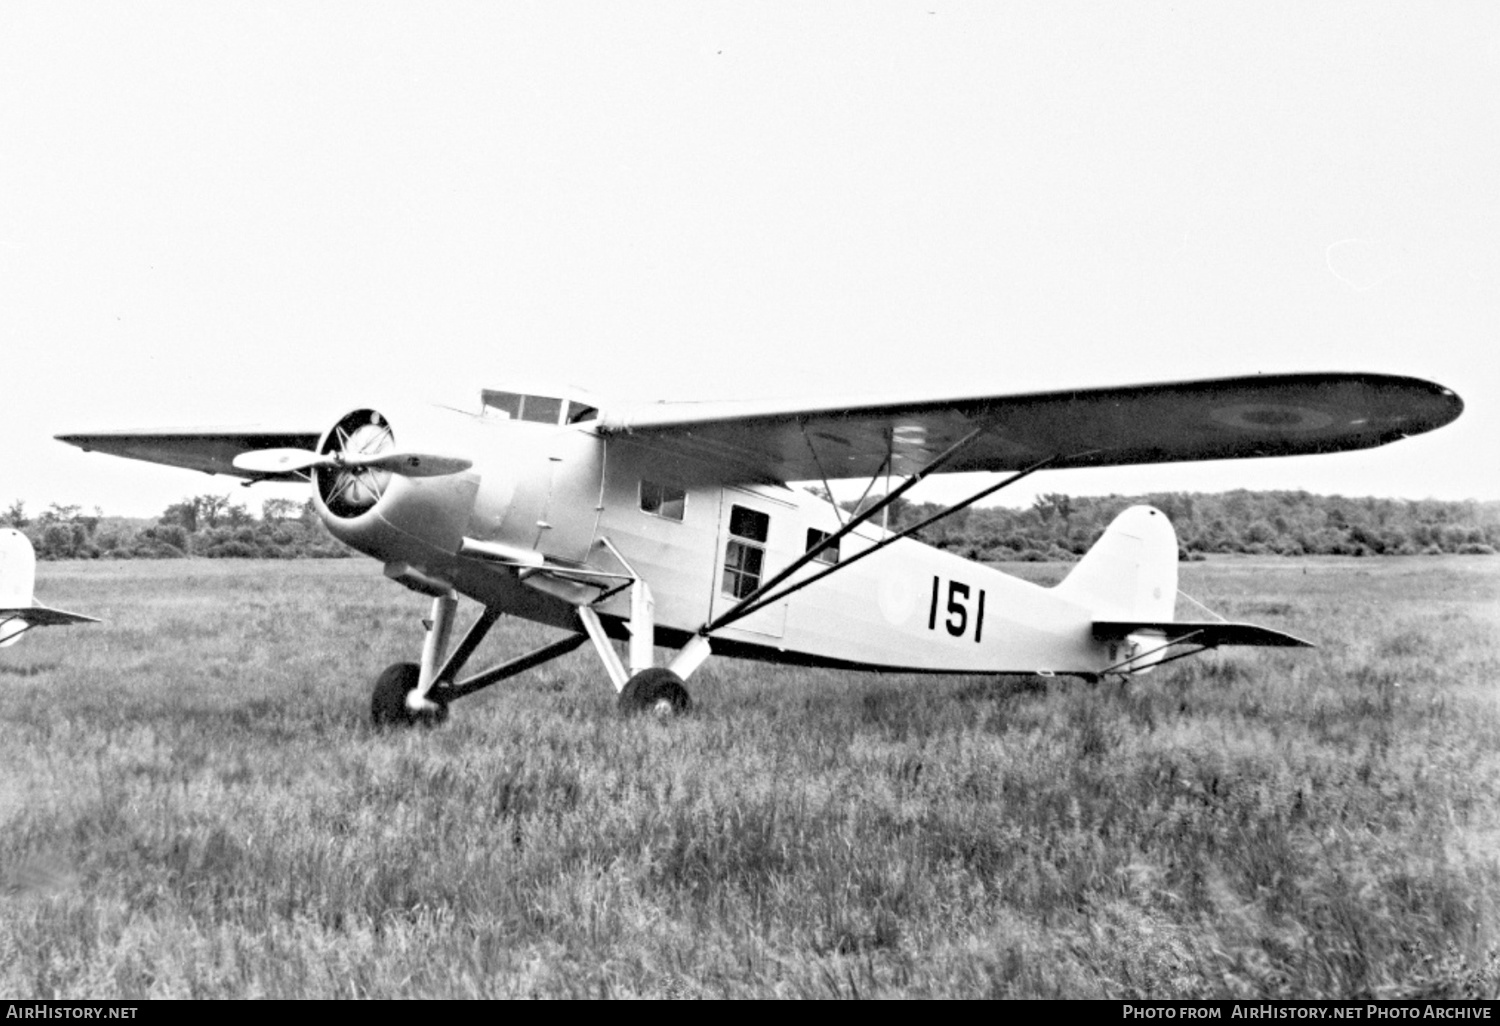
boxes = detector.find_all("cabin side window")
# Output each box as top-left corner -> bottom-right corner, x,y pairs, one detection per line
639,480 -> 686,522
723,505 -> 770,599
805,528 -> 839,565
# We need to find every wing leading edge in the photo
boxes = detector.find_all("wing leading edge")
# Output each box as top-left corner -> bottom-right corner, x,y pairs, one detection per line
598,372 -> 1462,485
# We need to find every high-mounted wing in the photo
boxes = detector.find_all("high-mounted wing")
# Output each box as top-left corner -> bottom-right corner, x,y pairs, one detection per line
598,373 -> 1461,484
55,429 -> 323,482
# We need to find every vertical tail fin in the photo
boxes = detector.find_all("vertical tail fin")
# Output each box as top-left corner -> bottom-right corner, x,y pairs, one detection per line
0,528 -> 97,647
0,528 -> 38,609
0,527 -> 40,647
1052,505 -> 1178,622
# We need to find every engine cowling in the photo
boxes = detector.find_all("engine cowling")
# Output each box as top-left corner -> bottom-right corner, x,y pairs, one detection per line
310,407 -> 481,566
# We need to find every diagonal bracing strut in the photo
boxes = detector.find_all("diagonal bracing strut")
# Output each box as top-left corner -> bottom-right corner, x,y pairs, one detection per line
702,436 -> 1065,634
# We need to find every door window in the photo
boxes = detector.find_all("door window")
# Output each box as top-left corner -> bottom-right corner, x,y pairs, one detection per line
722,505 -> 770,599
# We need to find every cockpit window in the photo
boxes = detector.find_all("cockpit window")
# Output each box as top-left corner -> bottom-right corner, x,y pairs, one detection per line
481,390 -> 522,420
520,395 -> 563,424
481,390 -> 576,425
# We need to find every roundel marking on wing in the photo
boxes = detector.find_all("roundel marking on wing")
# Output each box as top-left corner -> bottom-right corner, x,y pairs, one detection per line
878,573 -> 917,626
1208,403 -> 1337,433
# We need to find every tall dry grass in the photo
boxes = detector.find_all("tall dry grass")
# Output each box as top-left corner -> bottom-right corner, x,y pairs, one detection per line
0,556 -> 1496,997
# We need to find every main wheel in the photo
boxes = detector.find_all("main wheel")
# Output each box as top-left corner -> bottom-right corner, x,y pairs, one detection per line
618,667 -> 692,718
371,662 -> 449,728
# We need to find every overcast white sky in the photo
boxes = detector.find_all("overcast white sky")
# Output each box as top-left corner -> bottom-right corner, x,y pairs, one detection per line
2,2 -> 1495,518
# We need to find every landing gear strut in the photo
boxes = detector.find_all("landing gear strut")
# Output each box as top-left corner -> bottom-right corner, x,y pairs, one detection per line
367,588 -> 588,729
575,571 -> 706,719
369,548 -> 712,727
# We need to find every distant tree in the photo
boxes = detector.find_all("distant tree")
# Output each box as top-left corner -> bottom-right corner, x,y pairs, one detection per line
160,499 -> 199,533
38,523 -> 77,559
1034,493 -> 1074,525
161,494 -> 236,533
1245,519 -> 1277,546
2,500 -> 28,528
223,502 -> 253,528
39,503 -> 81,525
136,524 -> 189,557
261,498 -> 300,522
194,495 -> 231,529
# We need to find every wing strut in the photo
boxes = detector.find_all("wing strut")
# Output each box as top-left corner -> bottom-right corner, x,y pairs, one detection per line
799,420 -> 851,528
0,613 -> 39,645
703,448 -> 1063,635
703,425 -> 981,633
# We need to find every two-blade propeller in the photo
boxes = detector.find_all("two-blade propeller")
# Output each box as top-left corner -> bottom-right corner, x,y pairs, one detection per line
232,412 -> 473,515
232,448 -> 472,478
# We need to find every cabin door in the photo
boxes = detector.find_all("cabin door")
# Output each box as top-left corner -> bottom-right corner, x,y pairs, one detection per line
708,489 -> 787,639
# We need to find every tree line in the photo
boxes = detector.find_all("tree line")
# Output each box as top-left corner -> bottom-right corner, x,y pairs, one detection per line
873,490 -> 1500,561
2,489 -> 1496,561
1,496 -> 349,560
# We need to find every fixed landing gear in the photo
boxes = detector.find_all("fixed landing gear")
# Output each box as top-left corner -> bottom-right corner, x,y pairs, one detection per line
618,667 -> 692,717
576,579 -> 703,719
370,662 -> 450,728
368,561 -> 708,728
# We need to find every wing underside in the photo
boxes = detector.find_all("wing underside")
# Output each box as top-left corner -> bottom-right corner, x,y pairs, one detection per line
55,429 -> 323,482
600,372 -> 1461,484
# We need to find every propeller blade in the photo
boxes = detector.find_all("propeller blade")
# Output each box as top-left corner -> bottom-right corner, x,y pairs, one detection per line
232,448 -> 332,474
233,447 -> 472,478
345,451 -> 474,477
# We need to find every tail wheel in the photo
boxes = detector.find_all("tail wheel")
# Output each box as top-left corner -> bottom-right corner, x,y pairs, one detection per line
371,662 -> 449,728
618,667 -> 692,718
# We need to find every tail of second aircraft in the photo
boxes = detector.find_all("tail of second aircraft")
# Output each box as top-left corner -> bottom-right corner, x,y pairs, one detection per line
0,528 -> 98,647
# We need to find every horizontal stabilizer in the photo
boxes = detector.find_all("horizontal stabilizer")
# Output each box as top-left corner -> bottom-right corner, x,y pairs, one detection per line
1092,620 -> 1313,648
0,605 -> 101,627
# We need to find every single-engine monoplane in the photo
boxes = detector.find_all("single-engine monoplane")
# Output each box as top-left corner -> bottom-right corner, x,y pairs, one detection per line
0,528 -> 99,647
57,372 -> 1461,723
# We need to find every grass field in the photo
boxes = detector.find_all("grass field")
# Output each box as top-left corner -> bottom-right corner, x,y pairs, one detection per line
1,555 -> 1497,998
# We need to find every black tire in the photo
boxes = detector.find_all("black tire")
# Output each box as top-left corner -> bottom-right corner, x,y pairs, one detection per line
371,662 -> 449,728
618,667 -> 692,718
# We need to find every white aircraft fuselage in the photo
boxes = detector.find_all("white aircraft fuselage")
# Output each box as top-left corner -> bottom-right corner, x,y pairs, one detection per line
316,403 -> 1168,677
